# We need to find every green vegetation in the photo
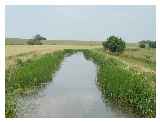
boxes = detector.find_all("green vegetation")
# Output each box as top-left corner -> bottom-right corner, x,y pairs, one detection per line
139,40 -> 156,48
27,34 -> 47,45
139,43 -> 146,48
82,49 -> 155,117
149,41 -> 156,48
102,36 -> 126,54
5,51 -> 66,117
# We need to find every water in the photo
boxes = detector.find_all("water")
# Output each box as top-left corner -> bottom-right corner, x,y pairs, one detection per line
16,52 -> 130,118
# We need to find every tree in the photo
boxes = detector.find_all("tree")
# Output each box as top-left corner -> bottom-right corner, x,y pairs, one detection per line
27,34 -> 46,45
102,36 -> 126,53
34,34 -> 47,41
138,40 -> 156,48
139,43 -> 146,48
139,41 -> 146,48
149,41 -> 156,48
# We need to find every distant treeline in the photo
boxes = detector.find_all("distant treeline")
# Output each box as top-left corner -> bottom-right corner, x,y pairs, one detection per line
139,40 -> 156,48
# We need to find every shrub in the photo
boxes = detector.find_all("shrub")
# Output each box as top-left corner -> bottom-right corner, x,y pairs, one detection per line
102,36 -> 126,53
27,34 -> 46,45
139,40 -> 156,48
149,41 -> 156,48
27,39 -> 42,45
139,43 -> 146,48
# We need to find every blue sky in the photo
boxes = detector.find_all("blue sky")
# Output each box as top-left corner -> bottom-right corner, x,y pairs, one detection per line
6,6 -> 155,42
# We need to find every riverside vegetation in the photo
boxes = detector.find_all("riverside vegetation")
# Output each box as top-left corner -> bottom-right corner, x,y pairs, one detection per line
6,51 -> 67,117
5,37 -> 156,118
83,49 -> 155,117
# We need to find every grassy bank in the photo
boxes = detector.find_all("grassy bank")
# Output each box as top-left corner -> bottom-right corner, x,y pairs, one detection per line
5,50 -> 67,117
5,47 -> 156,118
119,48 -> 156,70
83,49 -> 155,117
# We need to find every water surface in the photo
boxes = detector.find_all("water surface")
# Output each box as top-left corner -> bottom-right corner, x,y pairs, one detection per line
17,52 -> 130,118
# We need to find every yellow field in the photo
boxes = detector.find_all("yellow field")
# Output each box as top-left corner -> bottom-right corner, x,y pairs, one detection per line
6,45 -> 101,57
5,45 -> 101,68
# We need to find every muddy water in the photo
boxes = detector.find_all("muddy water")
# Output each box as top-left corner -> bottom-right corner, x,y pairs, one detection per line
17,52 -> 130,118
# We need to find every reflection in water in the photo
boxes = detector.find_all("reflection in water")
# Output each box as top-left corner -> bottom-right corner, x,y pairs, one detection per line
16,52 -> 130,118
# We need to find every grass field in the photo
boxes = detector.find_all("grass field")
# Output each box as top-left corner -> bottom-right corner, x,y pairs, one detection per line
6,38 -> 102,45
6,44 -> 155,72
5,45 -> 101,69
6,45 -> 101,57
119,48 -> 156,70
5,38 -> 140,69
5,41 -> 156,117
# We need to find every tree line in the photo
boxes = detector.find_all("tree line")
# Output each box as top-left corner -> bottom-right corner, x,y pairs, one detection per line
139,40 -> 156,48
102,36 -> 156,55
27,34 -> 156,53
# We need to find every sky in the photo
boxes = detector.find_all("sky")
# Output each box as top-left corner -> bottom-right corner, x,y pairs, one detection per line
6,6 -> 156,42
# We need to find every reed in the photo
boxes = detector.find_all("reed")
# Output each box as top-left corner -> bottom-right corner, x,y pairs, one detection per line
83,49 -> 155,117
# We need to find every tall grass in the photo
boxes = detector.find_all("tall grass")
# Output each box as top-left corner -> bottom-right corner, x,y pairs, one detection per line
83,49 -> 156,117
6,51 -> 66,117
119,48 -> 156,70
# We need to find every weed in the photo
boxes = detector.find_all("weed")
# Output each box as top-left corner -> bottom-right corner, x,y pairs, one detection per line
83,49 -> 156,117
5,51 -> 66,117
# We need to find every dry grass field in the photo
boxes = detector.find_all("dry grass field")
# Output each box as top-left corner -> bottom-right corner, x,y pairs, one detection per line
5,45 -> 101,68
6,45 -> 101,57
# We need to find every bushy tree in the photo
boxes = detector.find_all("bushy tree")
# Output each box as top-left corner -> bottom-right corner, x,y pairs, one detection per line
139,43 -> 146,48
27,34 -> 46,45
102,36 -> 126,53
149,41 -> 156,48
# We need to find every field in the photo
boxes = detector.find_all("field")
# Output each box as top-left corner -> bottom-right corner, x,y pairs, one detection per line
6,38 -> 102,45
119,48 -> 156,70
5,40 -> 156,118
6,44 -> 155,72
6,45 -> 101,69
